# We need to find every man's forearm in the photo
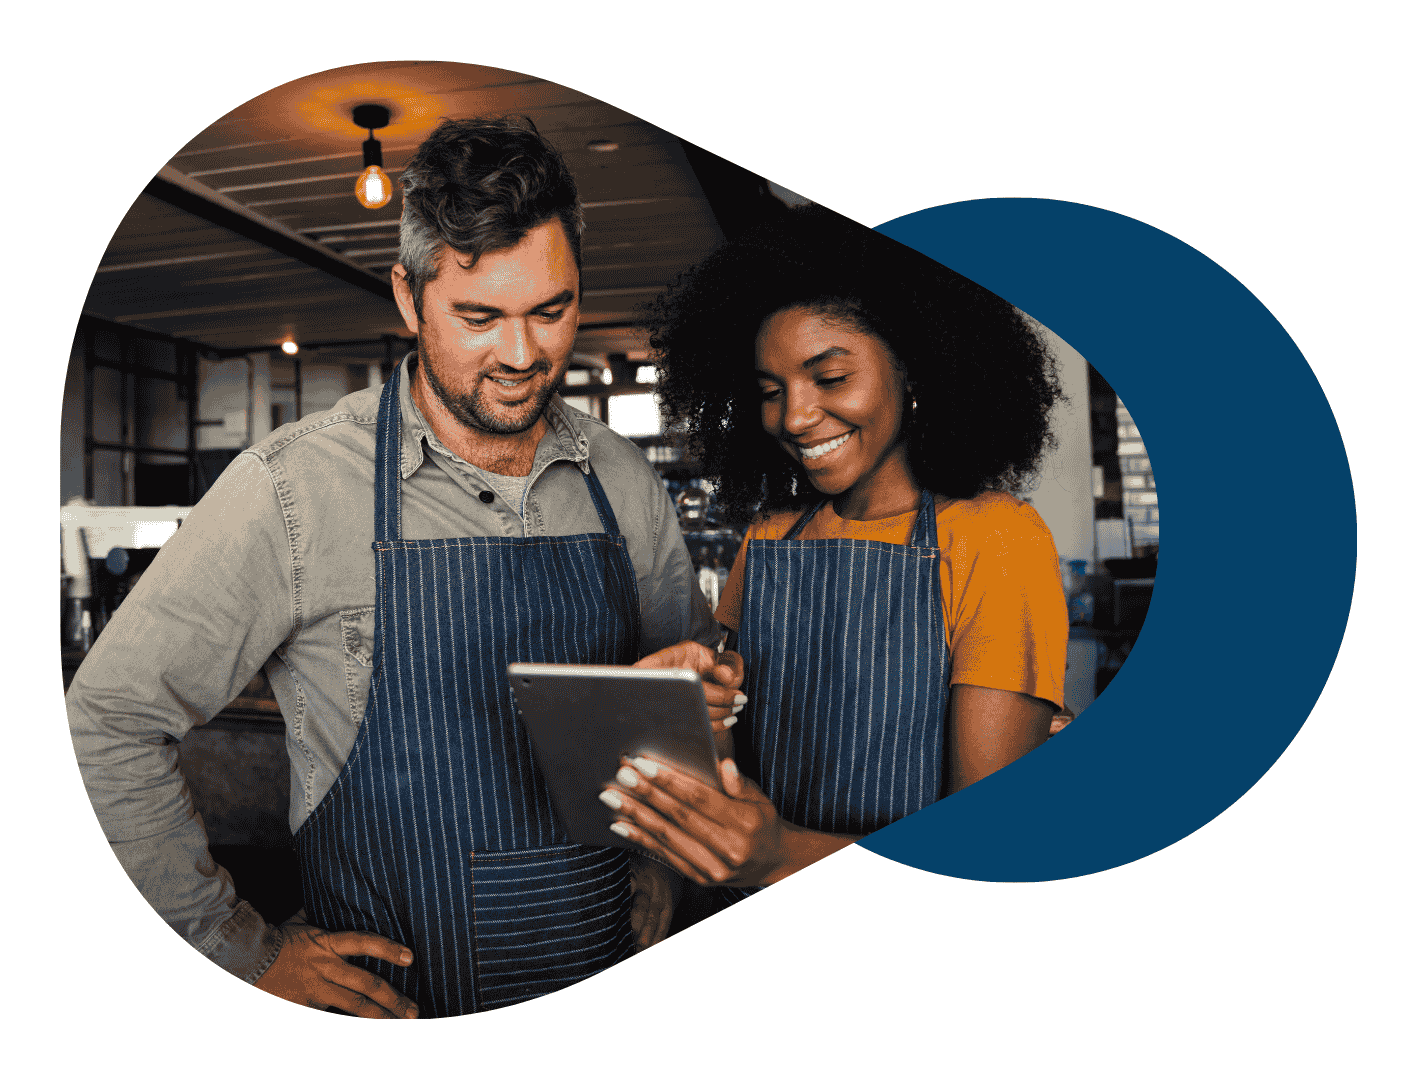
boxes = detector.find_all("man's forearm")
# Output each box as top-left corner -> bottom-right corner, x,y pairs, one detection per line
67,451 -> 297,982
109,815 -> 281,982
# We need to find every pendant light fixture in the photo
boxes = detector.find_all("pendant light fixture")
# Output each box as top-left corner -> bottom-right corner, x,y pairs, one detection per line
352,104 -> 393,210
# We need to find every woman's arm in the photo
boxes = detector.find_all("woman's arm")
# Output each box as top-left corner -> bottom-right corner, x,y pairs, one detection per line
605,755 -> 859,887
608,683 -> 1055,884
944,684 -> 1056,797
620,626 -> 851,884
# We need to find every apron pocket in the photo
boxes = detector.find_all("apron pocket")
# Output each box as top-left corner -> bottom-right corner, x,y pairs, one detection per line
469,845 -> 634,1011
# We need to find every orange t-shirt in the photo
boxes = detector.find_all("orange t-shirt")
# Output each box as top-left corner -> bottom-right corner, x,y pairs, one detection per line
714,492 -> 1067,708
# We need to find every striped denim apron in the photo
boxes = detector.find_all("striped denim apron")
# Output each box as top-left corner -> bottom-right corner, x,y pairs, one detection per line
295,366 -> 640,1017
707,493 -> 950,912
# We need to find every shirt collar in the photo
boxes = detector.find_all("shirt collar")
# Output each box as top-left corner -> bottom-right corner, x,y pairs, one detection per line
396,353 -> 592,480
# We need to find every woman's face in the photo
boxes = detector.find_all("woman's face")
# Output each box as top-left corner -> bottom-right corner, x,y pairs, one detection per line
755,306 -> 913,506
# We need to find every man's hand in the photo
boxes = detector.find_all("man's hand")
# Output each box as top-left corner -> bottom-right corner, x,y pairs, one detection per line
635,641 -> 746,736
628,856 -> 680,950
255,922 -> 420,1018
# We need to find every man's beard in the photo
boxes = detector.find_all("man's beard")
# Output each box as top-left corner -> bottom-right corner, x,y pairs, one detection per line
419,349 -> 562,436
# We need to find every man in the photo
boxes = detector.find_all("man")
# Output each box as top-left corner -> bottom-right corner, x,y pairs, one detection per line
68,116 -> 742,1019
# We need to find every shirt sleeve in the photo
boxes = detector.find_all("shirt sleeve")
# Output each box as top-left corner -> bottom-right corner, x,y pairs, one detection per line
66,451 -> 296,982
945,503 -> 1068,709
637,469 -> 720,656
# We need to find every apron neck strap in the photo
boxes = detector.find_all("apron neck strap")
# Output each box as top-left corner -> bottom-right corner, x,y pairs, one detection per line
374,363 -> 403,542
581,465 -> 623,539
907,490 -> 939,548
781,500 -> 824,540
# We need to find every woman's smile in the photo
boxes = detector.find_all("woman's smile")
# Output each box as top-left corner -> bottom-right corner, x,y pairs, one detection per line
756,306 -> 918,518
796,429 -> 854,461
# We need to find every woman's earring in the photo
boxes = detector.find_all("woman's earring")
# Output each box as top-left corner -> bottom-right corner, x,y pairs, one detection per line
911,396 -> 919,414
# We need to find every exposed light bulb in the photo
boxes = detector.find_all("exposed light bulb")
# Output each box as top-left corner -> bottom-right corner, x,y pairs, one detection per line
351,106 -> 394,211
355,165 -> 392,210
600,367 -> 613,385
281,340 -> 299,355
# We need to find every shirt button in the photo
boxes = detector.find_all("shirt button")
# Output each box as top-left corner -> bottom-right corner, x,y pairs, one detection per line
479,490 -> 495,504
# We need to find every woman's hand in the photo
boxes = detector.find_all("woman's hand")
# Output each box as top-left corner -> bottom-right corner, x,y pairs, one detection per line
602,755 -> 790,887
634,640 -> 746,738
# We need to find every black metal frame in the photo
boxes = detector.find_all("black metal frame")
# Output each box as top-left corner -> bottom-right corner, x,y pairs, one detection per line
211,334 -> 416,359
79,315 -> 204,505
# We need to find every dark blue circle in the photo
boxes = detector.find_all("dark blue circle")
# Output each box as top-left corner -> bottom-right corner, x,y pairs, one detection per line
860,200 -> 1356,881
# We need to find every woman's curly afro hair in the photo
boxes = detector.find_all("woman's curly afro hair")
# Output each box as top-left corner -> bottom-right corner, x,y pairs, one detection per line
644,206 -> 1064,521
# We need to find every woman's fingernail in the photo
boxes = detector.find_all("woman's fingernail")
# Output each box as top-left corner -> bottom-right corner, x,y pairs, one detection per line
610,822 -> 633,839
616,767 -> 639,788
722,760 -> 739,780
599,789 -> 624,810
400,951 -> 413,965
630,757 -> 660,779
722,716 -> 738,729
733,694 -> 748,706
730,704 -> 744,716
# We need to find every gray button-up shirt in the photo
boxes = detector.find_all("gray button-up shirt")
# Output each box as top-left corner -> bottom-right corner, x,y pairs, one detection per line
67,364 -> 717,984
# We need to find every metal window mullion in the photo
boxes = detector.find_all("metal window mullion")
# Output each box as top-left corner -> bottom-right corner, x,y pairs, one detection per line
120,330 -> 133,505
83,324 -> 94,502
185,345 -> 199,504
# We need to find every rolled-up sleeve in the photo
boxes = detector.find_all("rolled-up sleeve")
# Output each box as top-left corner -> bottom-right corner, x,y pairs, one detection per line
67,452 -> 295,983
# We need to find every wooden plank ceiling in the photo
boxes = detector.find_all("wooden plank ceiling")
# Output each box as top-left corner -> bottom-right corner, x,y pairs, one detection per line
83,61 -> 726,362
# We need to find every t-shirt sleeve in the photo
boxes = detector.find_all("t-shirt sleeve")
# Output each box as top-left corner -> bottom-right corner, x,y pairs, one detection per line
945,503 -> 1068,709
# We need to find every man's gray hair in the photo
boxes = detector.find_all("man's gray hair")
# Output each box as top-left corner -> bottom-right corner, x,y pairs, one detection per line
398,116 -> 584,317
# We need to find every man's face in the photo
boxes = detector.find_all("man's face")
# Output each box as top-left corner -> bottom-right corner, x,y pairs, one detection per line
393,219 -> 580,436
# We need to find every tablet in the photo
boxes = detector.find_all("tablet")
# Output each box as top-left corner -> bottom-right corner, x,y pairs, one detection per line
508,663 -> 721,850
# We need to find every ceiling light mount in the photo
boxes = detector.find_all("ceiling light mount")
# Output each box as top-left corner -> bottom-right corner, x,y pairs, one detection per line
352,104 -> 391,132
353,104 -> 393,210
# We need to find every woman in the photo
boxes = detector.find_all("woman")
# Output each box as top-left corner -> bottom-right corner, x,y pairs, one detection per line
603,207 -> 1068,893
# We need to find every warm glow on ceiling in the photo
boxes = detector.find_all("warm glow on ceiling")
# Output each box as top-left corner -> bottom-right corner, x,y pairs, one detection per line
293,79 -> 446,140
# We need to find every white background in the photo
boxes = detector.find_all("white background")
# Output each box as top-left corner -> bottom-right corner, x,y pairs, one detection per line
4,4 -> 1402,1075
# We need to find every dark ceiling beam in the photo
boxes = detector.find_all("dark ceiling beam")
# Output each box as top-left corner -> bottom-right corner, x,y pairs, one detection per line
212,335 -> 416,359
79,312 -> 214,351
143,174 -> 395,304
